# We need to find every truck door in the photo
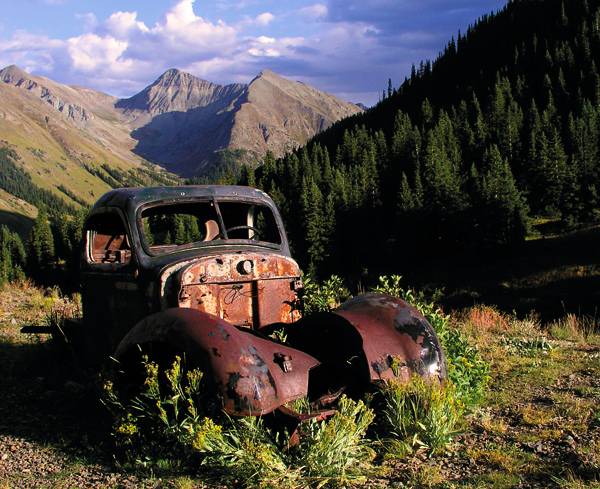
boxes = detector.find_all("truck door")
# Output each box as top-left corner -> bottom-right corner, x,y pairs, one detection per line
80,209 -> 143,364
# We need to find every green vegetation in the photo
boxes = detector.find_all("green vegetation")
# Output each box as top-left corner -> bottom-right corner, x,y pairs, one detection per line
1,278 -> 599,488
103,356 -> 376,488
1,2 -> 600,486
56,184 -> 89,207
186,149 -> 261,186
0,226 -> 26,285
0,146 -> 77,215
380,377 -> 464,457
83,162 -> 179,189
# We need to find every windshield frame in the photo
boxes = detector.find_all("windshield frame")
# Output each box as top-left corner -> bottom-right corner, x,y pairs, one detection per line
136,195 -> 285,257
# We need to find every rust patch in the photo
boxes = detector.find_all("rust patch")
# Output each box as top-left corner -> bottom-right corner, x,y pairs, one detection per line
334,294 -> 447,383
178,253 -> 302,328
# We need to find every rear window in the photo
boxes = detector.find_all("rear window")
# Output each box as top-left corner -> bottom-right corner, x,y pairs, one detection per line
86,213 -> 131,265
139,200 -> 282,254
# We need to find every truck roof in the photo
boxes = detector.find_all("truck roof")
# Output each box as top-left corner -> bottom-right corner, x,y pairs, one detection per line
91,186 -> 274,213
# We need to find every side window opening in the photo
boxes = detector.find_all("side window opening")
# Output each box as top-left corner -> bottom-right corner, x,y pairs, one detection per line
87,214 -> 131,264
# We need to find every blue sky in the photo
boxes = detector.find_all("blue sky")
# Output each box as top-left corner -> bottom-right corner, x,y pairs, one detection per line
0,0 -> 508,106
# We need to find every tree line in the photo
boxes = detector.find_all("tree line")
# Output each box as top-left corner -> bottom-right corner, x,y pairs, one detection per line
1,0 -> 600,290
229,0 -> 600,280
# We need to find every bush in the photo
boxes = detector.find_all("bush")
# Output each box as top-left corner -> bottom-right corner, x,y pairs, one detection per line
103,356 -> 376,488
379,376 -> 464,456
300,273 -> 350,314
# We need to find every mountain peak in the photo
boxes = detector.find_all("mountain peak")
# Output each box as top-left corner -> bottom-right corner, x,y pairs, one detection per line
0,65 -> 30,84
116,68 -> 245,116
250,70 -> 291,88
154,68 -> 200,87
254,70 -> 279,79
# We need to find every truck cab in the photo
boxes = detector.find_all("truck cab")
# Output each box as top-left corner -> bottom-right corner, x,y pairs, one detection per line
80,185 -> 303,365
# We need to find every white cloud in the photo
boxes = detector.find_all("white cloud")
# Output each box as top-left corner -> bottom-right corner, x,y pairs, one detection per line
297,4 -> 328,22
249,48 -> 280,57
155,0 -> 237,49
255,13 -> 275,26
101,11 -> 149,40
57,0 -> 240,89
67,33 -> 129,73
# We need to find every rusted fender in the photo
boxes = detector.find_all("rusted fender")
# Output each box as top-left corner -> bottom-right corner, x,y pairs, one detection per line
333,293 -> 447,383
114,308 -> 320,416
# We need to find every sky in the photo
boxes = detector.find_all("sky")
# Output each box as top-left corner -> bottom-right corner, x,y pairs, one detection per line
0,0 -> 508,107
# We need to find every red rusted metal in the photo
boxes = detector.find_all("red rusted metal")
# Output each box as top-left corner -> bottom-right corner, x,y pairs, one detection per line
333,294 -> 447,383
274,405 -> 337,448
177,253 -> 302,328
115,308 -> 320,416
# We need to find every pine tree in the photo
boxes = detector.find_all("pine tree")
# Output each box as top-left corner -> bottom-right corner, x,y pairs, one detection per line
397,173 -> 415,213
568,102 -> 600,221
479,145 -> 530,245
421,123 -> 465,213
299,177 -> 333,275
238,164 -> 256,187
26,204 -> 55,281
0,226 -> 25,285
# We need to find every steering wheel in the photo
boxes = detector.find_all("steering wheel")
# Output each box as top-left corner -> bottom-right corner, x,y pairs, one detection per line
212,225 -> 261,240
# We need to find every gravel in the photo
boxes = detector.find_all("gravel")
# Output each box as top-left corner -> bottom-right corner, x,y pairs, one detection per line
1,333 -> 599,488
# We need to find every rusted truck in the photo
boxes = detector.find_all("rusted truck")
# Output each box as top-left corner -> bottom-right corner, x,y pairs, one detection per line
38,185 -> 447,420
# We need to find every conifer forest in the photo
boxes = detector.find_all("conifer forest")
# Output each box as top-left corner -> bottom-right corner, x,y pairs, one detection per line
2,0 -> 600,300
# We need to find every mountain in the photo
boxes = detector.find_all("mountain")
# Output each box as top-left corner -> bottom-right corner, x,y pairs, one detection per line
249,0 -> 600,322
0,65 -> 176,236
0,65 -> 362,233
115,69 -> 362,176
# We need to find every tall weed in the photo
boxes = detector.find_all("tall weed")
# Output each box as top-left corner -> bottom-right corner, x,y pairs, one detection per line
301,274 -> 350,314
549,313 -> 595,344
379,376 -> 464,456
103,356 -> 375,487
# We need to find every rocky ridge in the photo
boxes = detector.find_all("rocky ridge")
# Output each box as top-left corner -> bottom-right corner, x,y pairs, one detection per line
0,65 -> 362,178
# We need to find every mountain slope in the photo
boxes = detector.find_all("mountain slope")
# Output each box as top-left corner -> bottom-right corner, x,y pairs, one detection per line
0,65 -> 361,231
115,69 -> 363,176
230,70 -> 360,160
0,66 -> 180,236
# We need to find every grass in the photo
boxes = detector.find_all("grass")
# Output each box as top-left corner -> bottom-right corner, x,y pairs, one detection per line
103,355 -> 377,488
401,223 -> 600,325
0,280 -> 599,488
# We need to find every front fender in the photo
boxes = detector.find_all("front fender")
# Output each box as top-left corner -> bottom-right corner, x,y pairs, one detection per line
334,293 -> 447,382
114,308 -> 320,416
280,293 -> 447,387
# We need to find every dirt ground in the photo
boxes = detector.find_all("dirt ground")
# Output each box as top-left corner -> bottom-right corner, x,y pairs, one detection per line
0,284 -> 599,488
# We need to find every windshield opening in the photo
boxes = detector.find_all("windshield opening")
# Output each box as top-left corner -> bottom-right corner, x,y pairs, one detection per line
140,200 -> 282,254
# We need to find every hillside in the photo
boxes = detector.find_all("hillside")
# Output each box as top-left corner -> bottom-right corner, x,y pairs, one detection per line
0,65 -> 361,233
403,223 -> 600,323
250,0 -> 600,320
0,66 -> 179,235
